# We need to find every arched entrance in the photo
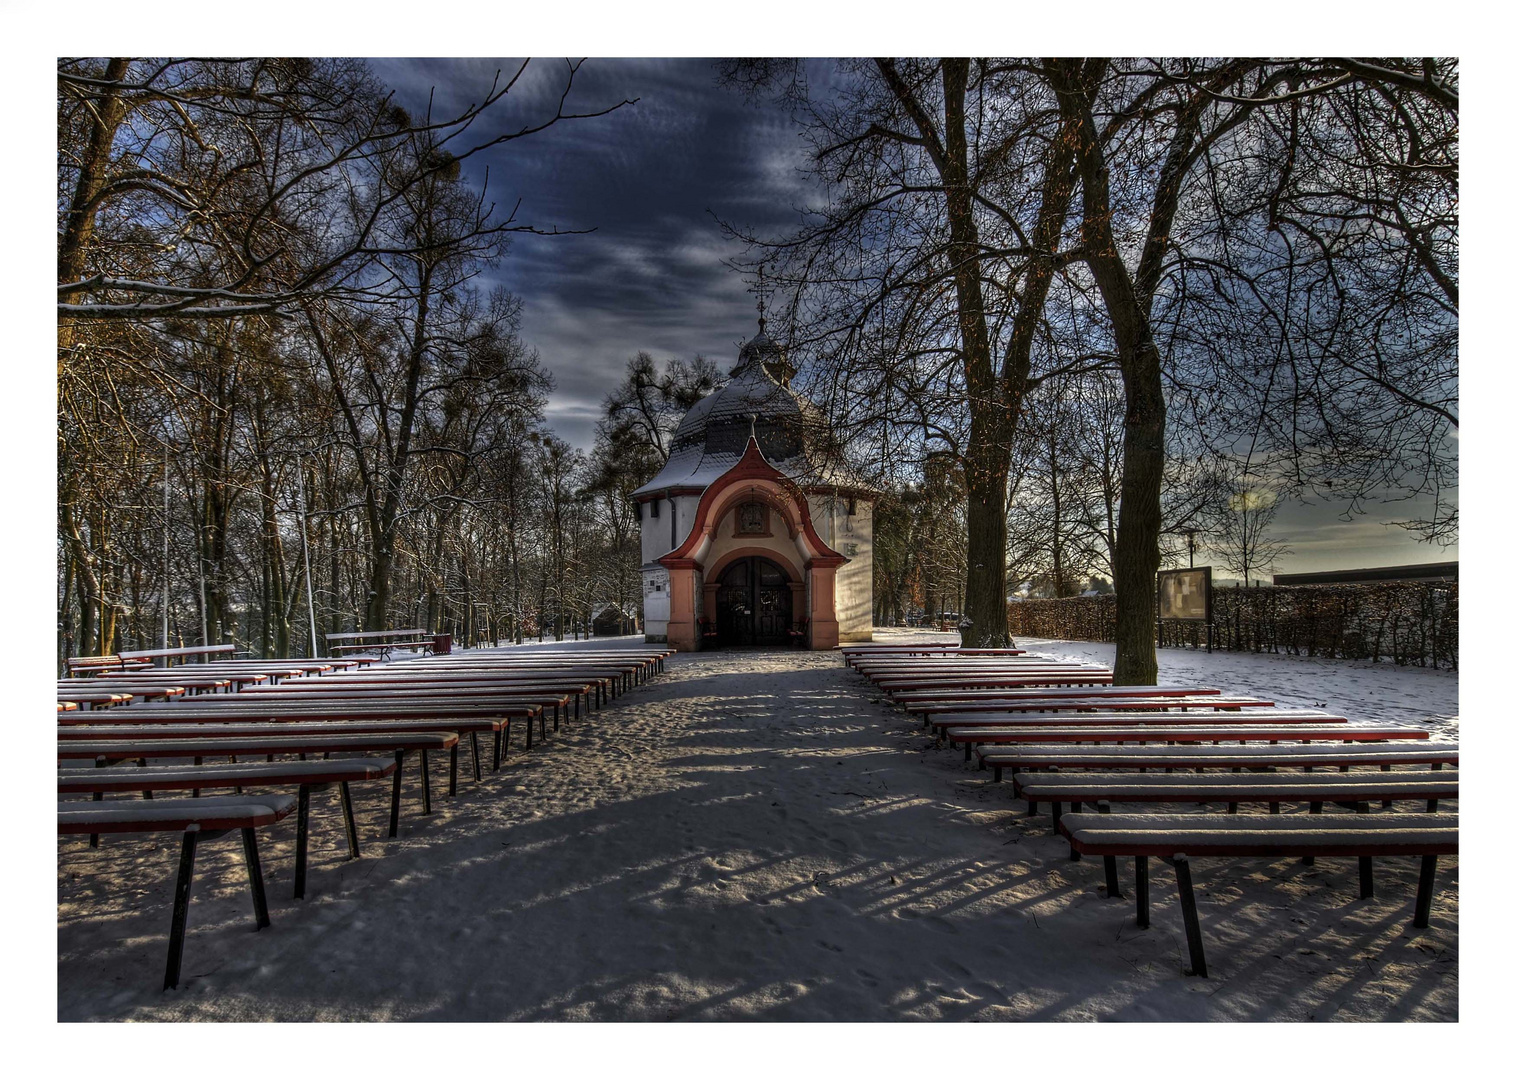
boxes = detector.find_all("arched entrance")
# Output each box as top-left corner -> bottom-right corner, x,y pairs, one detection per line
714,556 -> 794,647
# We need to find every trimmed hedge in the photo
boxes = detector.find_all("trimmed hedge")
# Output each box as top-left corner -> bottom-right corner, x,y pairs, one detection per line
1006,581 -> 1457,670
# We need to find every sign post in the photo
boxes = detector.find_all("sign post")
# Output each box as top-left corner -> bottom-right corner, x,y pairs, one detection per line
1157,566 -> 1213,653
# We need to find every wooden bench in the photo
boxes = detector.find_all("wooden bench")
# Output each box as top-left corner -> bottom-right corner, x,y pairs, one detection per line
1057,810 -> 1460,977
891,684 -> 1223,702
64,655 -> 157,677
943,722 -> 1428,761
325,629 -> 438,661
155,686 -> 577,747
61,756 -> 396,897
977,740 -> 1461,784
62,675 -> 239,695
246,671 -> 613,713
911,695 -> 1274,722
1016,770 -> 1459,832
59,731 -> 459,839
925,708 -> 1347,739
119,644 -> 239,668
58,794 -> 296,989
58,698 -> 546,765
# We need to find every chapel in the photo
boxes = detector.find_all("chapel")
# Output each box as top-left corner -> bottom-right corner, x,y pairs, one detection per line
634,322 -> 874,650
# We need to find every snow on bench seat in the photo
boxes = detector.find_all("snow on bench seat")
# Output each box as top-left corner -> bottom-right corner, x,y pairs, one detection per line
943,723 -> 1426,761
58,794 -> 295,989
1016,769 -> 1459,808
58,793 -> 297,833
1057,810 -> 1459,978
60,731 -> 458,839
975,740 -> 1460,782
926,708 -> 1345,735
58,756 -> 395,794
914,695 -> 1274,717
62,757 -> 399,899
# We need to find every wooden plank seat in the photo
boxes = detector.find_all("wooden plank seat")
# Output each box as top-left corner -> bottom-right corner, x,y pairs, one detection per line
59,701 -> 79,712
61,756 -> 396,897
1016,770 -> 1459,832
943,723 -> 1428,762
890,684 -> 1223,702
58,794 -> 296,989
924,708 -> 1347,738
449,649 -> 672,678
64,655 -> 156,677
910,695 -> 1275,720
61,675 -> 238,695
873,666 -> 1112,680
1056,810 -> 1460,977
60,712 -> 521,777
126,663 -> 325,681
325,630 -> 436,662
877,675 -> 1116,693
841,646 -> 1028,666
403,658 -> 656,693
57,684 -> 185,705
977,741 -> 1460,784
250,672 -> 615,710
165,687 -> 577,745
59,706 -> 526,779
118,644 -> 239,667
59,732 -> 458,839
58,690 -> 135,709
852,661 -> 1079,676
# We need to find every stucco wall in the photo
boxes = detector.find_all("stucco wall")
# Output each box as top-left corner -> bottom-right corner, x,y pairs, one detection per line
804,494 -> 873,642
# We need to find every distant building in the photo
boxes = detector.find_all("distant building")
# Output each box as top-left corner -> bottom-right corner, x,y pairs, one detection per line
633,322 -> 874,650
1272,561 -> 1457,586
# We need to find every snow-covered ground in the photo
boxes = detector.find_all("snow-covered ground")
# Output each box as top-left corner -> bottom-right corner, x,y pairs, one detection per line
57,632 -> 1456,1021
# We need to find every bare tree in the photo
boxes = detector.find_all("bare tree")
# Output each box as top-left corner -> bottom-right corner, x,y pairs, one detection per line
1211,481 -> 1292,587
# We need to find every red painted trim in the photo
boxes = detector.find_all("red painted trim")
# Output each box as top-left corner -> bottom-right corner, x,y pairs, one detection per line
658,438 -> 844,570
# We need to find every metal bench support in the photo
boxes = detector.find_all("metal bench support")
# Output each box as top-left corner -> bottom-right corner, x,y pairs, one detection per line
1173,854 -> 1208,977
164,825 -> 199,990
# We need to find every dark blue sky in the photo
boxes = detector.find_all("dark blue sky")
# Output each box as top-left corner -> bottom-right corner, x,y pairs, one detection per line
368,58 -> 1455,576
370,57 -> 823,446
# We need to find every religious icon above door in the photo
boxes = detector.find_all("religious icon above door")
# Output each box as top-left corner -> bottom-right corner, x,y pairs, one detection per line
737,501 -> 767,534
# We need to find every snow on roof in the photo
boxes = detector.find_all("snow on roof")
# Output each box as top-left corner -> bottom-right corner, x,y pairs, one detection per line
633,336 -> 868,497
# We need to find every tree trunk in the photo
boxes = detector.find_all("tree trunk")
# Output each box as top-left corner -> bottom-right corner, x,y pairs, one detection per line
1050,58 -> 1165,684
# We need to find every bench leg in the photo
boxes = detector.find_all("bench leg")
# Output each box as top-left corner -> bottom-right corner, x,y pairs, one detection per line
1135,856 -> 1150,929
420,748 -> 433,814
294,784 -> 310,900
241,827 -> 271,930
90,758 -> 105,847
525,713 -> 534,750
470,731 -> 482,783
1359,857 -> 1374,900
389,751 -> 405,838
164,825 -> 200,990
449,743 -> 458,797
1174,855 -> 1208,977
1414,855 -> 1438,928
1095,803 -> 1123,899
339,781 -> 360,858
1304,802 -> 1322,865
494,724 -> 505,770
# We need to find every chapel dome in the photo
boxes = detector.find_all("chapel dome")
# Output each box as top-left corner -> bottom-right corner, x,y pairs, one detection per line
633,326 -> 856,498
